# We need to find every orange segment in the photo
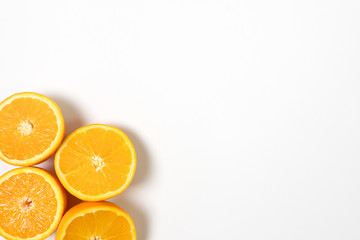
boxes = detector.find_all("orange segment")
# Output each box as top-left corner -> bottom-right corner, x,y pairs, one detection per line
0,92 -> 65,166
55,201 -> 136,240
55,124 -> 136,201
0,167 -> 67,240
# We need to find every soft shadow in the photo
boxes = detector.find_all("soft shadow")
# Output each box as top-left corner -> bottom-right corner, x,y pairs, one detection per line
111,125 -> 151,187
109,125 -> 151,240
111,195 -> 148,240
48,94 -> 85,135
37,155 -> 56,176
65,192 -> 83,211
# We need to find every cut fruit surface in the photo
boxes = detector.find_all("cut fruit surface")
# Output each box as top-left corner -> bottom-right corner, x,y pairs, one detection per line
0,167 -> 67,240
55,201 -> 136,240
0,92 -> 65,166
55,124 -> 136,201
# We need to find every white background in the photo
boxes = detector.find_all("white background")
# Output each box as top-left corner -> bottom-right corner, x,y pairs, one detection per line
0,0 -> 360,239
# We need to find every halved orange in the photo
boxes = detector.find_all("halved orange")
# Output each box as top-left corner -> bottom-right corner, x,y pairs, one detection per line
0,167 -> 67,240
55,201 -> 136,240
0,92 -> 65,166
55,124 -> 136,201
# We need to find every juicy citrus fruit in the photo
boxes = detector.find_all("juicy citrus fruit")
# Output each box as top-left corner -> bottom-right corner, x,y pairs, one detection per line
56,201 -> 136,240
0,92 -> 65,166
55,124 -> 136,201
0,167 -> 67,240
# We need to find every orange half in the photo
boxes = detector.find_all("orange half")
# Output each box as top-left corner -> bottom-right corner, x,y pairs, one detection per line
55,201 -> 136,240
0,167 -> 67,240
55,124 -> 136,201
0,92 -> 65,166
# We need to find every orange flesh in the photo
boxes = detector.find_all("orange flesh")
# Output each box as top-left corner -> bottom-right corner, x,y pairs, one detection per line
0,97 -> 58,160
58,127 -> 132,196
63,211 -> 132,240
0,172 -> 57,238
